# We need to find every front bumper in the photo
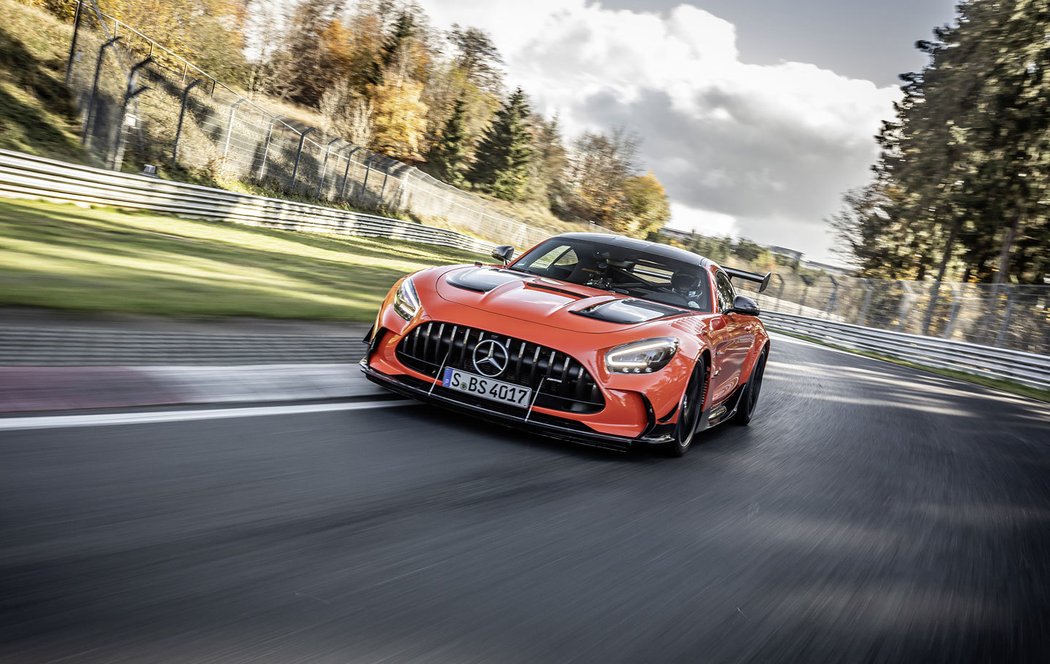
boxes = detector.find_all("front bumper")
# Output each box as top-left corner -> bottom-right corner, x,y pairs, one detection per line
360,361 -> 674,452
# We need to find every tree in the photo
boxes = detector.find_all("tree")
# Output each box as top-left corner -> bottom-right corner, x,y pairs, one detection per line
467,88 -> 533,200
261,0 -> 345,105
425,96 -> 470,184
526,114 -> 569,211
447,25 -> 503,93
833,0 -> 1050,285
369,76 -> 428,161
99,0 -> 249,82
616,172 -> 670,237
566,129 -> 637,225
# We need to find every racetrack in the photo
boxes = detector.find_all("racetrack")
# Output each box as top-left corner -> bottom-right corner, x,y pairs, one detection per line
1,335 -> 1048,663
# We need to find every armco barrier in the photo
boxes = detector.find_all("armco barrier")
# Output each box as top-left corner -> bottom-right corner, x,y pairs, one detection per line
0,150 -> 498,256
764,311 -> 1050,391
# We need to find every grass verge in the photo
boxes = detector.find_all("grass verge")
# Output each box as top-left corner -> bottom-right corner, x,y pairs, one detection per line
774,329 -> 1050,403
0,198 -> 484,321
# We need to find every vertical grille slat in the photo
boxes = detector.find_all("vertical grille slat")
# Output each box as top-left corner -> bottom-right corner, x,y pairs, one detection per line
395,322 -> 604,413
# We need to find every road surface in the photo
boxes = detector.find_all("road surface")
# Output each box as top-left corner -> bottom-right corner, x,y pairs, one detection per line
2,335 -> 1048,663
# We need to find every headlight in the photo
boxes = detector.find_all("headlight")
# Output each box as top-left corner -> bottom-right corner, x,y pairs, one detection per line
392,277 -> 421,321
605,337 -> 679,373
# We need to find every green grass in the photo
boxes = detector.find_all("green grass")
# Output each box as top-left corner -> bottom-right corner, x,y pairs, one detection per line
0,198 -> 484,320
775,329 -> 1050,403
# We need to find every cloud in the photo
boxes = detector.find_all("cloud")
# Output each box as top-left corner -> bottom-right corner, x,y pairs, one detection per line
667,202 -> 738,237
420,1 -> 899,261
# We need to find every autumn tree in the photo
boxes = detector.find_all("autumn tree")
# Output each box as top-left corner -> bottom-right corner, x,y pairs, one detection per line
617,172 -> 670,237
566,129 -> 637,225
369,76 -> 428,161
98,0 -> 248,81
261,0 -> 345,105
527,114 -> 570,212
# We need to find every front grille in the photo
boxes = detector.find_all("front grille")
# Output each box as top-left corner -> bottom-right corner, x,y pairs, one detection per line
395,322 -> 604,414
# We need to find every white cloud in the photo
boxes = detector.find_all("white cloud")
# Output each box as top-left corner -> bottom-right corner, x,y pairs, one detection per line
419,1 -> 899,262
667,202 -> 738,237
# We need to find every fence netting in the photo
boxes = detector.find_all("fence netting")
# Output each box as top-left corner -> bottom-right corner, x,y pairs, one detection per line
733,275 -> 1049,355
64,2 -> 548,249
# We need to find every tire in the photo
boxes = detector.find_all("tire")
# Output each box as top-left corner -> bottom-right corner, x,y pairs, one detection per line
732,348 -> 767,426
665,357 -> 707,457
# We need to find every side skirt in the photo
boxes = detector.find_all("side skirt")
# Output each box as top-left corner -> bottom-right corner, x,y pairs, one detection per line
696,384 -> 747,432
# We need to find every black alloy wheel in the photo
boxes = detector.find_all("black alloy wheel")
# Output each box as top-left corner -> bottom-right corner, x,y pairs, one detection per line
666,357 -> 707,457
732,348 -> 767,426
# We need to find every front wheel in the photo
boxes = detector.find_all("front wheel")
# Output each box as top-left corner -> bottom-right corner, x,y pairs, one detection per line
732,349 -> 767,426
665,358 -> 707,457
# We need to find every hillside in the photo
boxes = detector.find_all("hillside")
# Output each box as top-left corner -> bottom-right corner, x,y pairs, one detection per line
0,0 -> 83,161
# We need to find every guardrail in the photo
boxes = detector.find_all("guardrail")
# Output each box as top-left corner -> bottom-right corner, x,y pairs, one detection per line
0,150 -> 497,255
764,311 -> 1050,391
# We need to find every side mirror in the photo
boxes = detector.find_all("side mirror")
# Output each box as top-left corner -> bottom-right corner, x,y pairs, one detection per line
729,294 -> 760,316
491,245 -> 514,265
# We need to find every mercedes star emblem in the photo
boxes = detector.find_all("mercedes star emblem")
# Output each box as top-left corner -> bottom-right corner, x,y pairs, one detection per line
472,339 -> 510,377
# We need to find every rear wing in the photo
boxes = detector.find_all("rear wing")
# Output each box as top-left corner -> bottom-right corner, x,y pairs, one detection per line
724,267 -> 772,294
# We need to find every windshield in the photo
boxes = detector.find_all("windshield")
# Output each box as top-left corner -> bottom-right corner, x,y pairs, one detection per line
510,238 -> 712,312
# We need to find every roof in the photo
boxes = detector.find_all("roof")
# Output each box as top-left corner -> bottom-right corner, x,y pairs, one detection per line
551,232 -> 714,268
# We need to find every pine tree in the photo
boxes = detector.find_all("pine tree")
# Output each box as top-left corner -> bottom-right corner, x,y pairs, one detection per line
425,97 -> 471,184
467,88 -> 533,200
832,0 -> 1050,285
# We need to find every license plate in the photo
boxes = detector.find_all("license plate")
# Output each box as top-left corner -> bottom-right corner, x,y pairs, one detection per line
441,368 -> 532,408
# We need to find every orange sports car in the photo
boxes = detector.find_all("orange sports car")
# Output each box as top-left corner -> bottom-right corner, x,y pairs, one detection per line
361,233 -> 771,456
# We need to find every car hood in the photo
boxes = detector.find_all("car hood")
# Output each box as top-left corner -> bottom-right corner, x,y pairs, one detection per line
432,266 -> 688,333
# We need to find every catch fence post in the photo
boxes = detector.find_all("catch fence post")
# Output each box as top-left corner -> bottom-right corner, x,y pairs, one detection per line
64,0 -> 83,85
289,127 -> 316,189
339,147 -> 361,199
358,155 -> 374,203
825,275 -> 840,319
896,281 -> 915,331
857,279 -> 874,326
222,98 -> 247,159
256,117 -> 278,181
773,274 -> 785,312
111,56 -> 153,170
943,283 -> 963,339
82,36 -> 122,149
921,281 -> 943,336
172,78 -> 204,163
994,289 -> 1016,348
316,137 -> 342,198
378,169 -> 390,203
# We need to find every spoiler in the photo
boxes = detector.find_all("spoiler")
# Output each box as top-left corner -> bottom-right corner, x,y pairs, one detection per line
724,267 -> 772,293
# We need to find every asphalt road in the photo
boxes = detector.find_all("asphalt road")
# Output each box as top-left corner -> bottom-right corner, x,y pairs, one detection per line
2,336 -> 1048,663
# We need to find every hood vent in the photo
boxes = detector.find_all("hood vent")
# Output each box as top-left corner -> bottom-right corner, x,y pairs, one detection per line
524,280 -> 588,299
572,299 -> 682,324
446,268 -> 526,293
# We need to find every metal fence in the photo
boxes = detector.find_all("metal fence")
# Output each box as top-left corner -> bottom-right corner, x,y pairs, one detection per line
734,273 -> 1049,356
63,0 -> 549,249
0,148 -> 498,255
762,311 -> 1050,391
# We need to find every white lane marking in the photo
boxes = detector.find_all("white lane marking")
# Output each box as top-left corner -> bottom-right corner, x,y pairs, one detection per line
0,400 -> 415,432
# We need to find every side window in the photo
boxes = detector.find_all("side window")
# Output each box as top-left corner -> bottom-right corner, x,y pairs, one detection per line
527,245 -> 574,270
551,248 -> 579,269
715,271 -> 736,312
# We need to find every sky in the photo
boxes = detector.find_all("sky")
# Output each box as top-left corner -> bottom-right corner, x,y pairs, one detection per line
418,0 -> 960,263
